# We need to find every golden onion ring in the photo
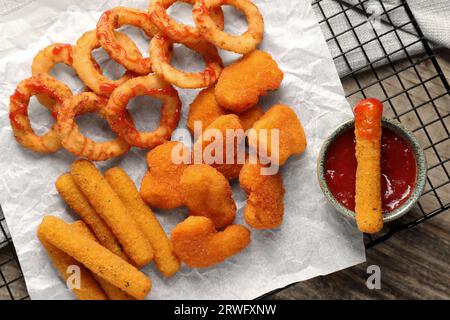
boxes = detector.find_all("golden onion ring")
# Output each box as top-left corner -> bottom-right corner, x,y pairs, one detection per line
9,74 -> 72,153
150,35 -> 223,89
193,0 -> 264,54
31,43 -> 76,109
73,30 -> 139,97
105,75 -> 182,149
57,92 -> 131,161
97,7 -> 159,75
149,0 -> 224,45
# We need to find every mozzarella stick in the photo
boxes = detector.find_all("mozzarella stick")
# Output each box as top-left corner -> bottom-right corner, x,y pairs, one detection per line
38,228 -> 108,300
104,167 -> 181,277
38,216 -> 151,300
56,174 -> 128,261
70,160 -> 153,268
354,98 -> 384,234
71,221 -> 134,300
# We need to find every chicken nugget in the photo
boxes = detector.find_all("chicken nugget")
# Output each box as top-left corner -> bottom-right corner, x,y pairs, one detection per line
215,50 -> 284,113
38,216 -> 151,300
193,114 -> 244,180
187,87 -> 264,135
187,87 -> 227,135
249,104 -> 307,166
239,106 -> 265,132
140,141 -> 190,210
180,164 -> 236,229
38,226 -> 108,300
56,174 -> 128,261
71,221 -> 134,300
239,161 -> 285,229
71,160 -> 153,268
105,167 -> 180,277
171,216 -> 251,268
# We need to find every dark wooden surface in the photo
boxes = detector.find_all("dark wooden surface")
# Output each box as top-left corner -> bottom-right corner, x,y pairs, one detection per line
268,211 -> 450,299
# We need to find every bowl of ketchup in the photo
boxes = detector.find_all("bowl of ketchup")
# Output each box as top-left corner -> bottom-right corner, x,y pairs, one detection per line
317,117 -> 427,223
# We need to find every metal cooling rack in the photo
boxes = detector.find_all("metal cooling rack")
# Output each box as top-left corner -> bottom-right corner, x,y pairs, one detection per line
0,208 -> 28,300
312,0 -> 450,248
1,0 -> 449,300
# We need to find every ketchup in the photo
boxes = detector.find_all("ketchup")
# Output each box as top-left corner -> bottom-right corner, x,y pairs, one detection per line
324,127 -> 416,213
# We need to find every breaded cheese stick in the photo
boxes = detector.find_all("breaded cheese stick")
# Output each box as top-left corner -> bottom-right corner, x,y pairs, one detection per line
38,216 -> 151,300
56,174 -> 128,261
38,227 -> 108,300
71,221 -> 134,300
354,98 -> 384,234
104,167 -> 180,277
70,160 -> 153,268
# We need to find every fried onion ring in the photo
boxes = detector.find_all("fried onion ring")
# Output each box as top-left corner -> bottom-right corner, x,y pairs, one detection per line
150,35 -> 223,89
97,7 -> 159,75
149,0 -> 224,44
57,92 -> 131,161
105,75 -> 182,149
31,43 -> 75,109
9,74 -> 72,153
193,0 -> 264,54
73,30 -> 139,97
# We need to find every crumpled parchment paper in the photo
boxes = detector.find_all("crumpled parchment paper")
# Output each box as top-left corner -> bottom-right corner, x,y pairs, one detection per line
0,0 -> 366,300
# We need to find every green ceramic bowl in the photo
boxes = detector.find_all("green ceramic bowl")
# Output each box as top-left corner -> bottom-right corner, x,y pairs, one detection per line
317,118 -> 427,223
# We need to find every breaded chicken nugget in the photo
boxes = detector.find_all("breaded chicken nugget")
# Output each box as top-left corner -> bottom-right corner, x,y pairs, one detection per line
171,216 -> 251,268
239,106 -> 265,132
105,167 -> 181,277
187,87 -> 264,135
140,141 -> 190,210
187,87 -> 227,135
193,114 -> 244,180
38,216 -> 151,300
71,221 -> 134,300
215,50 -> 284,113
38,227 -> 108,300
249,104 -> 307,166
71,160 -> 153,268
180,164 -> 236,229
56,174 -> 128,261
239,161 -> 285,229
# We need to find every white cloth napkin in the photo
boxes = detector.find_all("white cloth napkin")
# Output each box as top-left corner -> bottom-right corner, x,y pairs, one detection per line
314,0 -> 450,76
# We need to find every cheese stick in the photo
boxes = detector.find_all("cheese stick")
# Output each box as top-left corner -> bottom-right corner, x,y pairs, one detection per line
56,174 -> 128,261
354,98 -> 384,233
105,167 -> 180,277
71,221 -> 134,300
70,160 -> 153,267
38,216 -> 151,300
38,227 -> 108,300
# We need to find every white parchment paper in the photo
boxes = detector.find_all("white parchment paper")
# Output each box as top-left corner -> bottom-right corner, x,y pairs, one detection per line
0,0 -> 366,300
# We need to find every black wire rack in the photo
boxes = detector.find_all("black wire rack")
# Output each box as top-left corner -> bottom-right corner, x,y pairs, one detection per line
0,208 -> 28,300
313,0 -> 450,249
1,0 -> 450,300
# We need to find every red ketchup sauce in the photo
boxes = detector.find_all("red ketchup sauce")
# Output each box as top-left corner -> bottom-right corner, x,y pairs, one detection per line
324,128 -> 417,213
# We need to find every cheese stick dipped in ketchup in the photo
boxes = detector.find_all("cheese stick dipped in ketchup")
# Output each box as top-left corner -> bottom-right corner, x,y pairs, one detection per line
354,98 -> 384,233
